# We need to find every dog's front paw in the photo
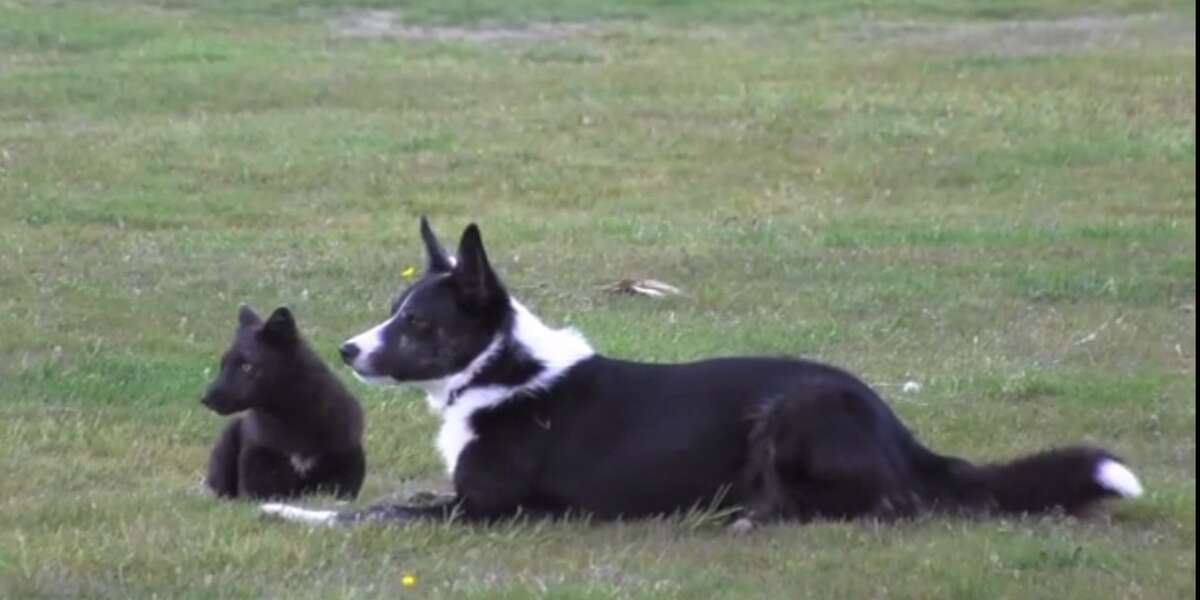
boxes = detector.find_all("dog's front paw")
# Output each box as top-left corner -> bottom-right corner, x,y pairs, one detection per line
260,502 -> 338,526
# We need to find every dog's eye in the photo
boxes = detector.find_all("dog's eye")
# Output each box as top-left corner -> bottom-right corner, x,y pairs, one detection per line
239,362 -> 256,375
405,314 -> 432,333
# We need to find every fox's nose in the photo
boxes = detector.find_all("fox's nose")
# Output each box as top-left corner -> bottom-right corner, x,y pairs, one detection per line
339,342 -> 360,364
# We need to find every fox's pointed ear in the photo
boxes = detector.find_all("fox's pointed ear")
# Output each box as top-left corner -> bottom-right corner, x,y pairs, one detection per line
237,303 -> 262,328
453,224 -> 506,311
420,216 -> 454,273
260,306 -> 299,346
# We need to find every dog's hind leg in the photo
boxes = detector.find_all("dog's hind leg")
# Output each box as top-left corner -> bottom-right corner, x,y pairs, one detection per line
205,418 -> 243,498
744,388 -> 918,522
736,395 -> 794,527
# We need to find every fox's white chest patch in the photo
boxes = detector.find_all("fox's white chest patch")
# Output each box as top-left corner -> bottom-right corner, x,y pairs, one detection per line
290,454 -> 317,476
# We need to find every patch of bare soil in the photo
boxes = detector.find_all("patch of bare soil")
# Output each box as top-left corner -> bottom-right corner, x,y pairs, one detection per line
854,13 -> 1194,56
330,10 -> 594,43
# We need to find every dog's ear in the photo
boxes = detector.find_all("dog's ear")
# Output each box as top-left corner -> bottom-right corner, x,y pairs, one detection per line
237,303 -> 262,329
453,224 -> 506,311
260,306 -> 299,346
420,216 -> 454,273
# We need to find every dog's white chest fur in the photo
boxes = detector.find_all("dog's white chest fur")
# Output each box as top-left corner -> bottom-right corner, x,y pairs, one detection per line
429,300 -> 594,477
433,385 -> 535,476
436,402 -> 478,477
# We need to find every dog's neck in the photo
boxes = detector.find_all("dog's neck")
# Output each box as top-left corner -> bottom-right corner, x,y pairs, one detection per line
415,298 -> 595,415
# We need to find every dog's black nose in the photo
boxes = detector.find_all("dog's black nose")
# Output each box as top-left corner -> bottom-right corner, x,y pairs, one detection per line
339,343 -> 360,364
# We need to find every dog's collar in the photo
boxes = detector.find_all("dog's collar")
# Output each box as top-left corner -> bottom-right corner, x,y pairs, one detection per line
446,385 -> 466,407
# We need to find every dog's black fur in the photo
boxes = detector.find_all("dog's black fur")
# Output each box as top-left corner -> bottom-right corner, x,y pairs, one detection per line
267,219 -> 1140,526
202,305 -> 366,500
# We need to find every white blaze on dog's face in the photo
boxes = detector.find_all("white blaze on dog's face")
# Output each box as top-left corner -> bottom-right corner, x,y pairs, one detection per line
339,218 -> 509,385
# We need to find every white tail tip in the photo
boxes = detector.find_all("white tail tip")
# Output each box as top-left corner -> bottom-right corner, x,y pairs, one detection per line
260,503 -> 339,526
1095,459 -> 1144,498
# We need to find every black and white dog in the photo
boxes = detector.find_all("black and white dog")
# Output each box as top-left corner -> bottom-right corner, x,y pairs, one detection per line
262,218 -> 1143,526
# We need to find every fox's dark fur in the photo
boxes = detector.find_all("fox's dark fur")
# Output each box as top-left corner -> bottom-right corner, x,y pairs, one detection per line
201,305 -> 365,500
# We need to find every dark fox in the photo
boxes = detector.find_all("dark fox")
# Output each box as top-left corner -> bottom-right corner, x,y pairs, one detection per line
201,305 -> 365,500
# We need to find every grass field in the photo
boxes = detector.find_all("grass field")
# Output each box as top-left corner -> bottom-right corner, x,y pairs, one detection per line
0,0 -> 1195,597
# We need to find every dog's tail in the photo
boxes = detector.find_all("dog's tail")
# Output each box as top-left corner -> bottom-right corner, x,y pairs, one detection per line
911,443 -> 1143,515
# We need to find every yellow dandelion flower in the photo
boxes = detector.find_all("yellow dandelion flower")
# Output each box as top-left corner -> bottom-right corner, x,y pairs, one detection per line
401,574 -> 417,587
401,266 -> 417,281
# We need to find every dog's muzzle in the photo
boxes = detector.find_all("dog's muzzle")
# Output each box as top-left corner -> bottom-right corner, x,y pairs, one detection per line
339,342 -> 360,365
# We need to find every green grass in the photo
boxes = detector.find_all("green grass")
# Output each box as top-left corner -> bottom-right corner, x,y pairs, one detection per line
0,0 -> 1195,597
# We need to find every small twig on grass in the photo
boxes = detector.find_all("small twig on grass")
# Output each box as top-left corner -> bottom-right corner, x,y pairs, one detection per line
1072,313 -> 1126,347
600,278 -> 684,299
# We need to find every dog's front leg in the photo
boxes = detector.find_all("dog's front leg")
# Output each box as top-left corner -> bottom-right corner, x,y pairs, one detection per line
339,497 -> 463,524
260,496 -> 465,526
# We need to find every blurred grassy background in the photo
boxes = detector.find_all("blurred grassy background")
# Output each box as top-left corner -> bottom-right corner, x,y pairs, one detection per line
0,0 -> 1194,597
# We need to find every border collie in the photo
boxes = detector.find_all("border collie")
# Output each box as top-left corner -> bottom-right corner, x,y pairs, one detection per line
262,218 -> 1142,526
